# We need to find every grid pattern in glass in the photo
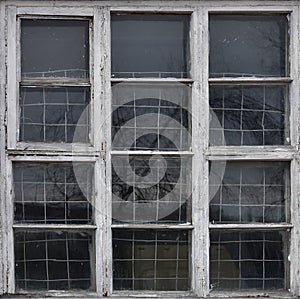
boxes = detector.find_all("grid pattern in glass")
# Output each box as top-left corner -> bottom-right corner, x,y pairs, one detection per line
210,231 -> 287,290
20,87 -> 90,143
112,83 -> 191,151
112,156 -> 191,224
111,14 -> 190,78
209,161 -> 289,224
209,85 -> 288,146
113,230 -> 190,291
15,230 -> 94,291
13,163 -> 94,224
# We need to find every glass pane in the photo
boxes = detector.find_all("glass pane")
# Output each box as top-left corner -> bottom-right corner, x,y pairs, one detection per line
20,87 -> 90,143
111,14 -> 190,78
113,230 -> 190,291
209,14 -> 288,77
210,231 -> 287,290
209,85 -> 288,146
112,83 -> 191,151
13,163 -> 94,224
209,161 -> 289,224
112,156 -> 191,224
21,19 -> 89,79
15,230 -> 94,291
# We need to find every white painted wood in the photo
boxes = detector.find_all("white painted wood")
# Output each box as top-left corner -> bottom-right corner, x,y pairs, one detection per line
111,150 -> 194,156
209,77 -> 292,84
8,155 -> 98,162
290,158 -> 300,295
13,224 -> 97,230
0,1 -> 6,295
111,224 -> 193,229
101,8 -> 113,296
111,78 -> 194,83
209,223 -> 293,230
190,8 -> 208,298
17,6 -> 94,16
7,6 -> 18,150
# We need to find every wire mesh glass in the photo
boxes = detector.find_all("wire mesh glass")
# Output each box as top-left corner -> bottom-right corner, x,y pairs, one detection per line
13,162 -> 94,224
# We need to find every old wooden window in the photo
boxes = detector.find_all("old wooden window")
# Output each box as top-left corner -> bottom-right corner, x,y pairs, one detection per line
1,2 -> 300,298
208,13 -> 293,293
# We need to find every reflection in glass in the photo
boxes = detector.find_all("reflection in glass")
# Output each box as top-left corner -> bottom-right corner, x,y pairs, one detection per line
13,163 -> 94,224
209,85 -> 288,146
113,230 -> 190,290
15,231 -> 94,290
20,87 -> 90,143
111,14 -> 190,78
209,14 -> 288,77
21,19 -> 89,79
210,231 -> 286,290
112,156 -> 191,224
209,161 -> 289,223
112,83 -> 191,151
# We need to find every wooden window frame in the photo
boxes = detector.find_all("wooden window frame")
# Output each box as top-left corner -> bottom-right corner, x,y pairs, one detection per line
0,1 -> 299,298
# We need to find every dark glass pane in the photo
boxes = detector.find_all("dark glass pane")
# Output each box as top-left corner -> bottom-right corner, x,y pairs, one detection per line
20,87 -> 90,143
112,156 -> 191,224
209,85 -> 288,146
113,230 -> 190,291
209,161 -> 289,223
112,83 -> 191,151
111,14 -> 190,78
209,14 -> 288,77
210,231 -> 286,290
21,19 -> 89,79
14,231 -> 94,291
13,163 -> 94,224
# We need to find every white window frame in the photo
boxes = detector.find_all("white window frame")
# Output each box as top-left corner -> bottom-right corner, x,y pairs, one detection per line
1,1 -> 300,298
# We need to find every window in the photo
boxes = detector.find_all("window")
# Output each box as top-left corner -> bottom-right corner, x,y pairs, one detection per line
1,2 -> 300,298
111,13 -> 192,292
208,13 -> 293,293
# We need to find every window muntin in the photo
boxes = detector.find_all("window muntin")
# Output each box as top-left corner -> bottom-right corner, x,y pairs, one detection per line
209,162 -> 289,224
19,19 -> 91,143
13,162 -> 94,224
210,231 -> 287,290
209,14 -> 288,78
21,19 -> 89,79
111,14 -> 190,78
113,230 -> 190,291
209,85 -> 288,146
15,230 -> 94,291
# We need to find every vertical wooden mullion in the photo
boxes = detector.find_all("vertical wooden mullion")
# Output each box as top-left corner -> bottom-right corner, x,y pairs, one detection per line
290,4 -> 300,296
191,7 -> 210,297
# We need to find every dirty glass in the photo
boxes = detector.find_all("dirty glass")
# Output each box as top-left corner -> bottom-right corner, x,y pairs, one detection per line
111,14 -> 190,78
13,163 -> 94,224
15,231 -> 94,290
113,230 -> 190,290
209,161 -> 289,224
21,19 -> 89,79
210,231 -> 286,290
209,85 -> 288,146
19,87 -> 90,143
112,156 -> 191,224
209,14 -> 288,77
112,84 -> 191,151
